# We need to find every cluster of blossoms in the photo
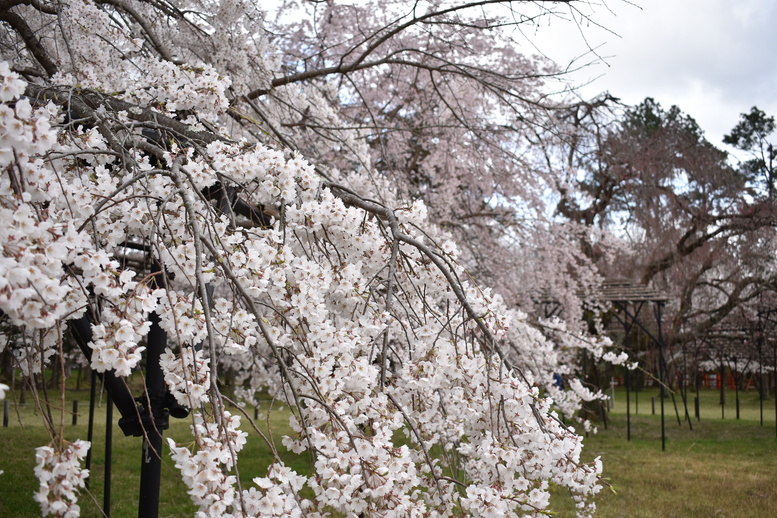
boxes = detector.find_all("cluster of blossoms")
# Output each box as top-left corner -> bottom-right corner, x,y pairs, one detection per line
160,345 -> 211,406
169,410 -> 313,518
33,441 -> 91,518
80,264 -> 157,376
0,75 -> 78,330
54,0 -> 231,120
167,411 -> 248,516
244,463 -> 307,518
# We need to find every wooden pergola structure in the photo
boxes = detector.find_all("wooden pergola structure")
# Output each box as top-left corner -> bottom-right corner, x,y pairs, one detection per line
599,278 -> 674,450
534,279 -> 675,448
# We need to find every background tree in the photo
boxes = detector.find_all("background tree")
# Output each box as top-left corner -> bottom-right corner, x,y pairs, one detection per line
724,106 -> 777,199
252,0 -> 611,325
541,95 -> 777,388
605,100 -> 776,346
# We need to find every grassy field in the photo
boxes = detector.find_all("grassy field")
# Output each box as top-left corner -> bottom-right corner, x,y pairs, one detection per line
549,386 -> 777,517
2,384 -> 776,517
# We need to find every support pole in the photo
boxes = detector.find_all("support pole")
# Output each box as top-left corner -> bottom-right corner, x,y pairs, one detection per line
138,309 -> 167,518
680,349 -> 692,430
671,392 -> 682,427
656,302 -> 666,452
70,261 -> 186,517
623,314 -> 631,441
626,367 -> 631,441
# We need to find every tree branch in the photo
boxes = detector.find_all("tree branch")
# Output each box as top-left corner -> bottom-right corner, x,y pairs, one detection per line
0,8 -> 57,76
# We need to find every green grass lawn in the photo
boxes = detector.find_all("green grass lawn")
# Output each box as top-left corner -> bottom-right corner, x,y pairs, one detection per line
550,386 -> 777,517
2,384 -> 776,517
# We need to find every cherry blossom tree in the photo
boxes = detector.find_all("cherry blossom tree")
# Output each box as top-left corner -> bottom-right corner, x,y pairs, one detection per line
603,100 -> 776,347
539,95 -> 777,382
258,0 -> 610,321
0,1 -> 618,516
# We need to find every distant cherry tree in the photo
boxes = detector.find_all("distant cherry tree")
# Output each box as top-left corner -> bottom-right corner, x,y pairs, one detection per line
539,95 -> 777,364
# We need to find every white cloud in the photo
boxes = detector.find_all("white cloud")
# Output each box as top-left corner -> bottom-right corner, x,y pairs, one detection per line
527,0 -> 777,150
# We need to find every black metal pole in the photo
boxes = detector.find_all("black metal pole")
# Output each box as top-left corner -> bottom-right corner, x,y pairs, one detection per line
624,314 -> 631,441
138,310 -> 166,518
656,302 -> 666,452
616,304 -> 638,441
680,348 -> 692,430
626,367 -> 631,441
671,392 -> 682,427
104,393 -> 113,517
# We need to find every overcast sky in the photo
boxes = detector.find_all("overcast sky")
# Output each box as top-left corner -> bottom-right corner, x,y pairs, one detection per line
530,0 -> 777,154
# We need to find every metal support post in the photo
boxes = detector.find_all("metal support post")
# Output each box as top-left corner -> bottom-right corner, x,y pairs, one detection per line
138,310 -> 167,518
656,302 -> 666,451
